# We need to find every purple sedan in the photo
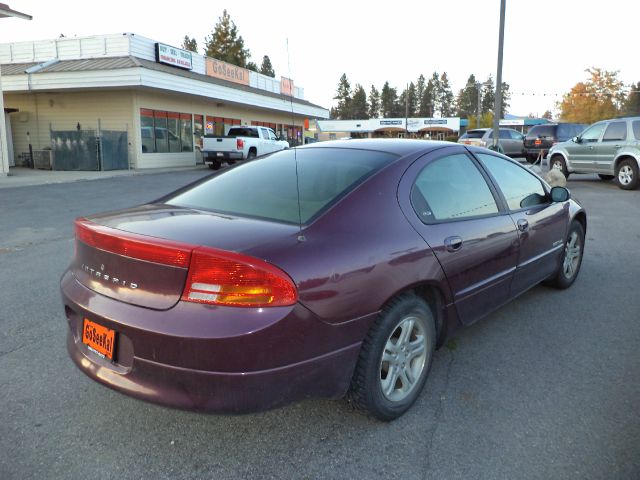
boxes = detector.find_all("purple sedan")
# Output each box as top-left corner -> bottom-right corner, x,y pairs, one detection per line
60,139 -> 586,420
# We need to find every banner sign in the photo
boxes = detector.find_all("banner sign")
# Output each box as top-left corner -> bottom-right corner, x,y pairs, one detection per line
155,43 -> 193,70
206,58 -> 250,85
280,77 -> 294,96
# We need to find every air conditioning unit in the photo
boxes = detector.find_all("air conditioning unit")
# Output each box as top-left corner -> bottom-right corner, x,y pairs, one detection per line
33,150 -> 53,170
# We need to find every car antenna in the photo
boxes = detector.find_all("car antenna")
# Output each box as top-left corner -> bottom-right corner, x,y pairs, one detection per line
286,37 -> 306,242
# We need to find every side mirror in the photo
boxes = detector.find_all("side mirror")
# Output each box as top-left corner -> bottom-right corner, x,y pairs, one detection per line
572,136 -> 581,143
550,186 -> 570,202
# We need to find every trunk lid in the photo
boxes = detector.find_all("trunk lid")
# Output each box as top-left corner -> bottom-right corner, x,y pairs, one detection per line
73,204 -> 300,310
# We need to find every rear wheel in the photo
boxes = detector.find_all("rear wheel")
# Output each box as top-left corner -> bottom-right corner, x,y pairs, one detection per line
598,174 -> 614,181
545,221 -> 585,289
551,155 -> 569,179
247,150 -> 257,160
208,159 -> 221,170
347,293 -> 436,421
615,158 -> 639,190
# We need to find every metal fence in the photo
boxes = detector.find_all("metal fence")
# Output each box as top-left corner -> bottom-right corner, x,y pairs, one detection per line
50,123 -> 129,171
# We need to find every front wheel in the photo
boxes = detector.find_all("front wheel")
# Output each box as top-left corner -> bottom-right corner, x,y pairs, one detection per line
550,155 -> 570,179
545,221 -> 585,289
347,293 -> 436,421
615,159 -> 639,190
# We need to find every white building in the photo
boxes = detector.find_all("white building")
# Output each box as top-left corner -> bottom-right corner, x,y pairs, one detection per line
0,33 -> 328,172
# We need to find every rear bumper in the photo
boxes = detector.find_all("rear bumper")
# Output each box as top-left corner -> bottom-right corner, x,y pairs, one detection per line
61,270 -> 369,413
204,151 -> 243,161
524,147 -> 549,157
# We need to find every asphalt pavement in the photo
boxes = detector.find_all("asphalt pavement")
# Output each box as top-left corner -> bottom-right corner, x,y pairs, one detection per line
0,168 -> 638,480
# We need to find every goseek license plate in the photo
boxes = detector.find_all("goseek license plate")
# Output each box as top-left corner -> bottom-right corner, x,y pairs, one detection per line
82,318 -> 115,360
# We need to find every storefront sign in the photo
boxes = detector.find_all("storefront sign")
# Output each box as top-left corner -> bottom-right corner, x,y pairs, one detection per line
280,77 -> 294,96
155,43 -> 193,70
424,119 -> 448,125
206,58 -> 250,85
380,120 -> 403,126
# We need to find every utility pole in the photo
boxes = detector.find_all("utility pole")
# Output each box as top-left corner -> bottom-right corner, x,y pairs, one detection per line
476,82 -> 482,129
492,0 -> 506,149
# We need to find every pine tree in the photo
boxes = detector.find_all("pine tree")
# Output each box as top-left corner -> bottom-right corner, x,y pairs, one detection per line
499,82 -> 510,118
333,73 -> 352,120
438,72 -> 454,117
204,10 -> 251,67
182,35 -> 198,53
419,77 -> 436,117
455,74 -> 478,118
427,72 -> 441,116
482,76 -> 495,114
416,75 -> 426,113
259,55 -> 276,77
368,85 -> 380,118
380,82 -> 398,118
351,84 -> 369,119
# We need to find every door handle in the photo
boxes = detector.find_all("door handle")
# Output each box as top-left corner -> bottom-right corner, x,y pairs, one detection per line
444,236 -> 463,252
615,145 -> 622,148
517,219 -> 529,232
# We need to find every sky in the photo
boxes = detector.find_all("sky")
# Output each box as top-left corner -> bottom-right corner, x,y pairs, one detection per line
1,0 -> 639,118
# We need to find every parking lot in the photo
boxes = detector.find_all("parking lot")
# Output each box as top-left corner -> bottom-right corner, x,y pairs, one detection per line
1,168 -> 638,480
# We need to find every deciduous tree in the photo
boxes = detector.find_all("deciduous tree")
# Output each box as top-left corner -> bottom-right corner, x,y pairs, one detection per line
622,81 -> 640,116
557,68 -> 625,123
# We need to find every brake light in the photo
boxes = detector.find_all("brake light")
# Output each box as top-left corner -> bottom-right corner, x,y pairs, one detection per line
75,219 -> 191,268
236,138 -> 244,150
182,247 -> 297,307
534,139 -> 542,146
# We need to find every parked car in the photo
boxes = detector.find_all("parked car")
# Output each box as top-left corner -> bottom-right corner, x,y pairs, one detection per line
547,116 -> 640,190
61,139 -> 586,420
202,126 -> 289,170
457,128 -> 525,157
523,123 -> 587,163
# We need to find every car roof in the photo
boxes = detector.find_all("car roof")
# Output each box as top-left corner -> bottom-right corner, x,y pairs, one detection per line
299,138 -> 453,156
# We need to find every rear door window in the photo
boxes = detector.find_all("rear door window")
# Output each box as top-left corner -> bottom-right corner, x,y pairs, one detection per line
602,122 -> 627,141
166,148 -> 397,224
633,121 -> 640,140
411,153 -> 499,223
556,124 -> 581,141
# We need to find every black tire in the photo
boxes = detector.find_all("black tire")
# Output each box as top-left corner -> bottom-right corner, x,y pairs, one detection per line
615,158 -> 639,190
550,155 -> 570,179
347,293 -> 436,421
227,159 -> 236,165
526,154 -> 538,164
247,150 -> 257,160
208,160 -> 221,170
545,221 -> 585,289
598,174 -> 614,181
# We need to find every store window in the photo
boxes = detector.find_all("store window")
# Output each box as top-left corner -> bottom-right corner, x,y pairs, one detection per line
140,109 -> 194,153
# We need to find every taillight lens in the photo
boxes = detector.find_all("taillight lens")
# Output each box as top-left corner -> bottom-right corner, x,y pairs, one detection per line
182,247 -> 297,307
75,218 -> 191,268
236,138 -> 244,150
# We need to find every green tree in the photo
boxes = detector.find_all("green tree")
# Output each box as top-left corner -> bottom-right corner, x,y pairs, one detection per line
499,82 -> 511,118
259,55 -> 276,77
482,76 -> 495,114
542,110 -> 553,120
418,77 -> 436,117
182,35 -> 198,53
333,73 -> 352,120
557,68 -> 625,123
368,85 -> 380,118
351,84 -> 369,119
623,81 -> 640,115
455,74 -> 478,118
380,81 -> 398,118
246,61 -> 258,72
416,74 -> 426,112
398,82 -> 417,118
204,10 -> 251,67
438,72 -> 455,117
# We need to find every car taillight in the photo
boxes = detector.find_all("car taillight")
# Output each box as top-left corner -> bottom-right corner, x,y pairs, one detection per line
75,218 -> 191,268
236,138 -> 244,150
182,247 -> 297,307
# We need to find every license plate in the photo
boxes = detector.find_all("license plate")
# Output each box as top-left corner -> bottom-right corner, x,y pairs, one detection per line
82,318 -> 115,360
216,152 -> 223,157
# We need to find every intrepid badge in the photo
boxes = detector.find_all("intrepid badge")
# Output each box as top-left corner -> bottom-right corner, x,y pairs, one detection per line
81,264 -> 138,289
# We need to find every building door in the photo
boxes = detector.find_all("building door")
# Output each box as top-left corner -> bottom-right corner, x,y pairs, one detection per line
5,111 -> 15,167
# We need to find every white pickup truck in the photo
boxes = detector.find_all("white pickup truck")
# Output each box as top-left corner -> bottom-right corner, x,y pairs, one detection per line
202,126 -> 289,170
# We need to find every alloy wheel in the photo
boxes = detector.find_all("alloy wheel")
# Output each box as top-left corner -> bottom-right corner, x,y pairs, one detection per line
379,316 -> 427,402
618,165 -> 634,186
563,231 -> 582,279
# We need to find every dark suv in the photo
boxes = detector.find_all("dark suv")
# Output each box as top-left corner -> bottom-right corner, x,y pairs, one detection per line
524,123 -> 587,163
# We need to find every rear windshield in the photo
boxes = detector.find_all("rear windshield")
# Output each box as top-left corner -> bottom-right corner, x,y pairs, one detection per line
557,124 -> 586,141
464,130 -> 486,139
526,125 -> 555,138
227,127 -> 259,138
166,148 -> 397,224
